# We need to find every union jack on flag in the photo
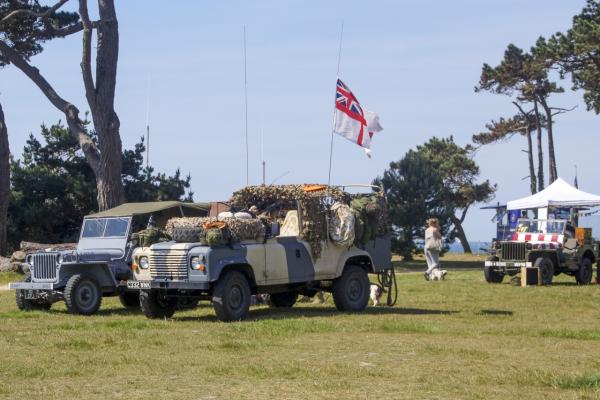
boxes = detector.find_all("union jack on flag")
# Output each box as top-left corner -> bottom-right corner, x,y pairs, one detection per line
333,78 -> 382,157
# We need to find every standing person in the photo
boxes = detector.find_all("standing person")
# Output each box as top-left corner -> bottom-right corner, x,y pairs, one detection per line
424,218 -> 443,281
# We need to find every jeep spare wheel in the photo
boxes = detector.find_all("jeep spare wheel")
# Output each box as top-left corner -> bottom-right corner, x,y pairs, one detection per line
64,274 -> 102,315
15,275 -> 52,311
332,265 -> 370,312
534,257 -> 554,286
212,271 -> 251,322
484,256 -> 504,283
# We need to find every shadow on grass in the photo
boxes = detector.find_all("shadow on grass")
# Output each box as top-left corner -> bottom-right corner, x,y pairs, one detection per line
393,260 -> 483,272
173,305 -> 459,323
478,309 -> 513,316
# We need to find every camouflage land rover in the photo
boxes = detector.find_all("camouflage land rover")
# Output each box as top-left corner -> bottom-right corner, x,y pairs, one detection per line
484,218 -> 599,285
127,185 -> 393,321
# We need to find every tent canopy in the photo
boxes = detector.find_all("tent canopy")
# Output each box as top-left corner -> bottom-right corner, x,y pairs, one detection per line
86,201 -> 211,218
507,178 -> 600,210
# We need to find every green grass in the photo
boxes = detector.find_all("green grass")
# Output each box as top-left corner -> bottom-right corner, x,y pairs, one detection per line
1,254 -> 600,399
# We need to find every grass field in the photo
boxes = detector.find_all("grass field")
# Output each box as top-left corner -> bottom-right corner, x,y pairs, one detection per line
1,255 -> 600,399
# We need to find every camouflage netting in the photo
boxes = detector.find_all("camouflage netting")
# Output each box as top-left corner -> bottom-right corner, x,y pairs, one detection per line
164,185 -> 389,259
165,217 -> 265,246
349,192 -> 389,246
230,184 -> 349,259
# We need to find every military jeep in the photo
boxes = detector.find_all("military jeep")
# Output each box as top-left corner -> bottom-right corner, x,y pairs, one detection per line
8,201 -> 210,314
484,218 -> 599,285
127,185 -> 393,321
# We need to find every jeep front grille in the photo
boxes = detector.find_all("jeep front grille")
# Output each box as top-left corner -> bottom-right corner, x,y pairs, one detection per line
501,242 -> 526,261
31,253 -> 58,281
149,251 -> 188,280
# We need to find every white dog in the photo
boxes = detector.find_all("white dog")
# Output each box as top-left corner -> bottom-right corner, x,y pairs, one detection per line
370,284 -> 383,306
429,268 -> 448,281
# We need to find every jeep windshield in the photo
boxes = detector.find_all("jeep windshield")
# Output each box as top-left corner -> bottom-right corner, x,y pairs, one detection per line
81,217 -> 130,238
516,218 -> 567,235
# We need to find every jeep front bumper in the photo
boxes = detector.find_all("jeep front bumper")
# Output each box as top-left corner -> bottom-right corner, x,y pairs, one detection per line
8,282 -> 54,290
127,280 -> 210,290
485,261 -> 532,268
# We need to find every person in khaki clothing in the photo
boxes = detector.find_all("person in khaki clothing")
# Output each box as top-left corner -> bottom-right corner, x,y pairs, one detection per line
424,218 -> 443,281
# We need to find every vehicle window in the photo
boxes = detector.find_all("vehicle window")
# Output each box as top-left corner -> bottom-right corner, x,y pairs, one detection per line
104,218 -> 129,237
82,219 -> 107,238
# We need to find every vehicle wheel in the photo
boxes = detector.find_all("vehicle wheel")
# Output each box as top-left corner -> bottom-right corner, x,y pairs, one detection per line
15,275 -> 52,311
332,265 -> 370,312
534,257 -> 554,286
212,271 -> 251,322
64,274 -> 102,315
140,291 -> 177,319
484,256 -> 504,283
118,291 -> 140,309
269,291 -> 297,308
576,257 -> 593,285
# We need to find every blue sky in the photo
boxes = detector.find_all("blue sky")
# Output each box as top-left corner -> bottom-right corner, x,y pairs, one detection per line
1,0 -> 598,241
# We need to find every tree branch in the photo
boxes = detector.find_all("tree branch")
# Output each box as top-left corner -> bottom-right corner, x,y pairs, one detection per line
79,0 -> 96,113
0,39 -> 101,170
0,0 -> 70,24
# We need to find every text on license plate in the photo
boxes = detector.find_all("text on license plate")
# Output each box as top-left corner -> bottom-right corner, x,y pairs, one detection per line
127,281 -> 150,289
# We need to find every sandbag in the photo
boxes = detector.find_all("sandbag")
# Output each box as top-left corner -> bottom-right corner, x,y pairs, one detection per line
328,202 -> 355,247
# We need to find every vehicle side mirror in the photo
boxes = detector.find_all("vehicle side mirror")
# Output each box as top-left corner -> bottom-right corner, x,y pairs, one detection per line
271,222 -> 280,237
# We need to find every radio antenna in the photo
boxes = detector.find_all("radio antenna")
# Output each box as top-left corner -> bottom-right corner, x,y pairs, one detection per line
243,25 -> 249,186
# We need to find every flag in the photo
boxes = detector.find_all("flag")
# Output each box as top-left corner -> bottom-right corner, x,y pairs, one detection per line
333,79 -> 382,157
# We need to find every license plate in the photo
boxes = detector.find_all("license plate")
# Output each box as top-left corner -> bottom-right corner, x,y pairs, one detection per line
25,290 -> 38,300
127,281 -> 150,289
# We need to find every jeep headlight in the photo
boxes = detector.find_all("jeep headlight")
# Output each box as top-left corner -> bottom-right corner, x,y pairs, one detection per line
139,256 -> 149,270
190,256 -> 206,273
57,254 -> 63,264
26,255 -> 33,266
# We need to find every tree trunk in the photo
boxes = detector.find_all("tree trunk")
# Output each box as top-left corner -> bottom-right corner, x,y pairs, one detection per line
539,97 -> 557,183
0,0 -> 125,211
0,103 -> 8,256
525,130 -> 537,195
451,214 -> 471,254
533,100 -> 545,191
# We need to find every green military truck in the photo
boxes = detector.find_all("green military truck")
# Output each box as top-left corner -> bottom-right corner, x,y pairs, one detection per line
127,184 -> 393,321
484,218 -> 599,285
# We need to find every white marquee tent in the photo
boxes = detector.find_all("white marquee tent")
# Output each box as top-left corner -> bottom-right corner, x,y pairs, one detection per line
507,177 -> 600,210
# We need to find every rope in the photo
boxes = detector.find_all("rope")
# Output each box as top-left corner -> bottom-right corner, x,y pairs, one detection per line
376,268 -> 398,306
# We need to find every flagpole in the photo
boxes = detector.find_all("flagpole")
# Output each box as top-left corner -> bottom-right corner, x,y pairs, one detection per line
327,21 -> 344,187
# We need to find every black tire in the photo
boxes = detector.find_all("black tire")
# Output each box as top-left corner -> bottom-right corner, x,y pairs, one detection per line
140,290 -> 177,319
212,271 -> 251,321
534,257 -> 554,286
118,291 -> 140,309
171,227 -> 203,243
332,265 -> 370,312
15,275 -> 52,311
484,256 -> 504,283
269,291 -> 298,308
64,274 -> 102,315
576,257 -> 593,285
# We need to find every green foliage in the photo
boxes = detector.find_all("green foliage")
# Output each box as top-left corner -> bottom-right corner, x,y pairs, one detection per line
376,138 -> 495,257
7,122 -> 193,249
0,0 -> 79,66
544,0 -> 600,113
374,150 -> 454,259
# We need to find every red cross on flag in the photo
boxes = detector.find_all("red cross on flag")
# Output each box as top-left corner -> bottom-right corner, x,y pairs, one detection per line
333,78 -> 383,157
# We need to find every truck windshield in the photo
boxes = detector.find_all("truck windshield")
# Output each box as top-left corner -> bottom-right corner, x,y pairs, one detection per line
82,218 -> 130,238
516,219 -> 566,234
